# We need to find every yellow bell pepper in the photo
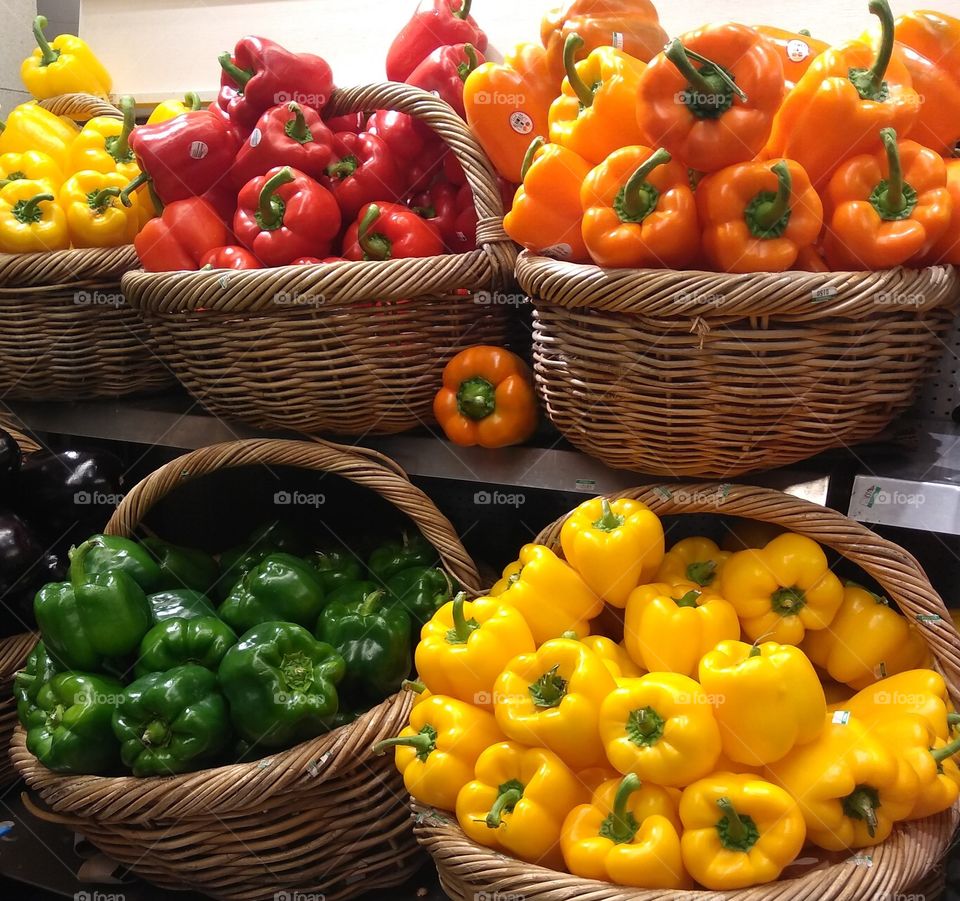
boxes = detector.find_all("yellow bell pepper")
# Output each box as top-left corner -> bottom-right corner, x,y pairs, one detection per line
624,581 -> 740,677
374,693 -> 504,811
67,96 -> 139,181
821,678 -> 855,706
720,533 -> 844,644
561,773 -> 691,888
493,637 -> 616,768
59,170 -> 140,248
679,774 -> 806,890
656,537 -> 731,589
0,179 -> 68,253
598,673 -> 722,787
579,635 -> 645,679
0,150 -> 63,191
712,749 -> 763,776
455,741 -> 586,870
415,593 -> 535,711
548,36 -> 648,165
147,92 -> 202,126
21,15 -> 112,100
560,497 -> 665,608
802,583 -> 929,689
836,669 -> 954,739
765,714 -> 919,850
698,640 -> 826,766
0,102 -> 79,172
491,544 -> 603,643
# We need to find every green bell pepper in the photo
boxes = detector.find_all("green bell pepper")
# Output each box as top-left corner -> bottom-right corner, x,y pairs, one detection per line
247,521 -> 311,556
24,672 -> 123,774
68,534 -> 162,592
326,579 -> 380,606
310,548 -> 364,593
316,589 -> 411,706
368,533 -> 438,583
135,616 -> 237,678
148,589 -> 218,624
112,664 -> 231,776
216,545 -> 274,601
14,641 -> 60,725
218,553 -> 326,634
142,538 -> 219,593
218,621 -> 345,748
385,566 -> 457,628
35,573 -> 152,672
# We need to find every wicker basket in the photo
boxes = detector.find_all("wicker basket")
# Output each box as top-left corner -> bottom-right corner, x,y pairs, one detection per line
414,482 -> 960,901
0,93 -> 173,401
518,253 -> 960,477
0,631 -> 39,787
120,82 -> 517,437
11,437 -> 482,901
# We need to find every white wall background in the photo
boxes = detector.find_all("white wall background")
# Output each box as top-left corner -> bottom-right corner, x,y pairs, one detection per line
1,0 -> 39,117
78,0 -> 960,103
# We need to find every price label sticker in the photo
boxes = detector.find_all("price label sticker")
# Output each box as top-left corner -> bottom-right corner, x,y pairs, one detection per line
249,128 -> 262,148
832,710 -> 851,725
189,141 -> 209,160
786,39 -> 811,62
509,111 -> 534,135
611,31 -> 625,49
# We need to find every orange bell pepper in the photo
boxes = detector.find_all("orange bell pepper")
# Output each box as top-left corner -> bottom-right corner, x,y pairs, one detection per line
580,145 -> 699,269
763,0 -> 921,191
917,159 -> 960,265
697,160 -> 824,273
548,37 -> 647,165
755,26 -> 829,90
504,137 -> 592,262
636,24 -> 784,174
823,128 -> 951,270
793,244 -> 830,272
464,43 -> 555,185
541,0 -> 668,83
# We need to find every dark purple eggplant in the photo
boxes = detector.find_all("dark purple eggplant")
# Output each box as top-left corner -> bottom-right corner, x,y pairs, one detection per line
0,429 -> 22,487
0,510 -> 44,635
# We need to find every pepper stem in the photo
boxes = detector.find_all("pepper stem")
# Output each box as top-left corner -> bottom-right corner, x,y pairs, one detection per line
881,128 -> 905,212
219,52 -> 253,89
617,148 -> 671,223
592,498 -> 625,532
528,664 -> 568,708
866,0 -> 895,96
948,713 -> 960,728
257,167 -> 294,231
458,45 -> 480,82
285,103 -> 313,144
520,136 -> 544,181
626,706 -> 665,746
665,40 -> 747,119
563,35 -> 594,108
843,787 -> 880,837
13,192 -> 54,224
358,204 -> 392,260
749,643 -> 763,658
456,376 -> 496,420
119,171 -> 151,207
185,91 -> 202,111
33,16 -> 60,67
88,186 -> 121,212
754,161 -> 792,228
402,679 -> 426,694
687,560 -> 717,586
673,590 -> 700,608
931,731 -> 960,764
374,724 -> 438,761
771,586 -> 806,616
359,589 -> 385,616
453,0 -> 472,19
106,95 -> 136,163
716,797 -> 760,852
445,592 -> 479,644
599,774 -> 642,844
141,720 -> 170,747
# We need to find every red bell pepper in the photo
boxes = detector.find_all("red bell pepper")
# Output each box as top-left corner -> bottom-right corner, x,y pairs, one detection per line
217,37 -> 335,133
134,198 -> 230,272
442,149 -> 468,186
406,44 -> 484,118
201,181 -> 240,231
125,110 -> 240,206
410,179 -> 474,252
452,182 -> 478,253
324,112 -> 365,135
200,246 -> 262,270
234,166 -> 342,267
387,0 -> 488,83
231,102 -> 335,188
292,255 -> 346,265
343,202 -> 444,261
325,132 -> 405,222
365,109 -> 444,192
210,85 -> 246,141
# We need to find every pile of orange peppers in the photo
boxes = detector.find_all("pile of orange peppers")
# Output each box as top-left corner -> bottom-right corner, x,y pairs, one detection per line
379,494 -> 958,891
467,2 -> 960,272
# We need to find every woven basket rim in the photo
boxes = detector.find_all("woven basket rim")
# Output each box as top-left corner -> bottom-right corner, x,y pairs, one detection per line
0,243 -> 140,290
516,250 -> 960,318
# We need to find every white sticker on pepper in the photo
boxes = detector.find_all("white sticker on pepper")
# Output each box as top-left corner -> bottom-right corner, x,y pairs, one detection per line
189,141 -> 209,160
249,128 -> 262,148
509,111 -> 534,135
786,39 -> 811,62
832,710 -> 851,725
611,31 -> 624,49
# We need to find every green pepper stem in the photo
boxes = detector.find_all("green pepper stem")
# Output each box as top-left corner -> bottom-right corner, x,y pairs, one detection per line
771,586 -> 805,616
561,630 -> 579,639
948,713 -> 960,728
686,559 -> 717,586
665,41 -> 738,105
257,167 -> 294,230
867,0 -> 895,94
448,592 -> 473,643
486,787 -> 523,828
717,798 -> 747,843
359,589 -> 385,616
752,161 -> 792,229
621,148 -> 671,219
33,16 -> 60,67
880,128 -> 905,213
456,376 -> 496,421
89,186 -> 121,211
931,731 -> 960,764
684,47 -> 749,102
402,679 -> 426,694
119,171 -> 151,207
749,644 -> 762,658
605,774 -> 641,843
454,0 -> 472,19
219,52 -> 253,89
673,590 -> 700,608
520,136 -> 545,181
185,91 -> 202,111
358,204 -> 391,260
142,720 -> 169,747
843,787 -> 879,837
285,102 -> 312,144
563,34 -> 594,108
374,733 -> 434,756
593,498 -> 624,532
15,192 -> 54,223
110,95 -> 136,161
458,45 -> 480,82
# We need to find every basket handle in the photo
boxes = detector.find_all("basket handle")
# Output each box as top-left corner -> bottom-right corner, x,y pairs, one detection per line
324,83 -> 517,284
535,482 -> 960,698
38,93 -> 121,121
104,438 -> 481,591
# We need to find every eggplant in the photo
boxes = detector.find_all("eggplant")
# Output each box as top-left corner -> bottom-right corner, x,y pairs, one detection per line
0,429 -> 22,488
0,510 -> 44,635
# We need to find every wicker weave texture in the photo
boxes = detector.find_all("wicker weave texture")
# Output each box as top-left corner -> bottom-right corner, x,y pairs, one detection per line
122,82 -> 517,436
518,253 -> 960,477
416,483 -> 960,901
0,632 -> 39,787
11,438 -> 483,899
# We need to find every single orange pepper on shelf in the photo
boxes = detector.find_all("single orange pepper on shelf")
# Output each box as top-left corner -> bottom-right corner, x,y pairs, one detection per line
697,159 -> 824,273
433,345 -> 537,449
636,24 -> 784,174
580,146 -> 699,269
763,0 -> 920,190
755,26 -> 829,90
823,128 -> 951,270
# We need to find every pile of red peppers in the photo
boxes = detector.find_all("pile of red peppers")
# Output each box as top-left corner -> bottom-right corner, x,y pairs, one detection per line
131,2 -> 505,273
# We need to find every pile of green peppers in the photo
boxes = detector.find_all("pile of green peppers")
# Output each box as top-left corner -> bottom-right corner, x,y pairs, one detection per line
15,526 -> 457,777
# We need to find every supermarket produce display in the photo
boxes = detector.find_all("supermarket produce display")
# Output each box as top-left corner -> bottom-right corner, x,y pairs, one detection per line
0,0 -> 959,898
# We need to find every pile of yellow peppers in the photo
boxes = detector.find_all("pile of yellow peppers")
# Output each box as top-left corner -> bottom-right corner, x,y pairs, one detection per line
379,496 -> 955,891
0,16 -> 157,255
